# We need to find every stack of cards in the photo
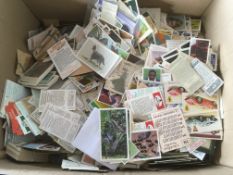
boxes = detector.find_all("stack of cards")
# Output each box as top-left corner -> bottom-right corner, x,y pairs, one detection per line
1,0 -> 224,171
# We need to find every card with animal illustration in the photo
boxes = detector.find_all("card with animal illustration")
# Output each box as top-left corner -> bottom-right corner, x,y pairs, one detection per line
131,129 -> 161,161
86,23 -> 129,59
77,38 -> 122,78
104,59 -> 140,94
97,87 -> 123,107
182,92 -> 218,115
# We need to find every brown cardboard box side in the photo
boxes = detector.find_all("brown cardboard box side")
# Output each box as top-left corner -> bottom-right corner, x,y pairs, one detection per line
203,0 -> 233,168
0,0 -> 233,174
0,0 -> 39,153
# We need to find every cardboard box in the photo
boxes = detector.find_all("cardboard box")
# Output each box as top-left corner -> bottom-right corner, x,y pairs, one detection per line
0,0 -> 233,174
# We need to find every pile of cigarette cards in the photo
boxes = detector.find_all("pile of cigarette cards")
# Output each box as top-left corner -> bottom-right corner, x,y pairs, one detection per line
1,0 -> 224,171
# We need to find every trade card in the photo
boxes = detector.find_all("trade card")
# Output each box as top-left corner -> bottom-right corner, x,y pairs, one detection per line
145,44 -> 168,67
164,83 -> 186,105
86,23 -> 129,59
182,92 -> 218,115
100,108 -> 129,161
151,107 -> 190,153
104,59 -> 140,94
97,87 -> 123,107
122,0 -> 140,17
131,129 -> 161,161
134,15 -> 153,43
190,38 -> 210,63
77,38 -> 122,78
166,15 -> 186,31
184,111 -> 222,134
191,19 -> 202,32
142,67 -> 161,82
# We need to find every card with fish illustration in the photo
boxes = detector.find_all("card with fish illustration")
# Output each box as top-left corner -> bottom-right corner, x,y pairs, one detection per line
164,83 -> 187,105
104,59 -> 140,94
77,38 -> 122,78
131,129 -> 161,161
100,108 -> 129,161
184,111 -> 222,134
182,92 -> 218,115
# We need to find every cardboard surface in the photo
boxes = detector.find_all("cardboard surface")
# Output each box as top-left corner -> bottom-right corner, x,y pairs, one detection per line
203,0 -> 233,167
138,0 -> 212,16
23,0 -> 212,23
0,0 -> 39,150
23,0 -> 88,24
0,0 -> 233,172
0,0 -> 39,98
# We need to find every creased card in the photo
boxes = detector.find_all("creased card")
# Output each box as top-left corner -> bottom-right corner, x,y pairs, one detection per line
16,49 -> 34,76
151,107 -> 190,153
69,74 -> 100,93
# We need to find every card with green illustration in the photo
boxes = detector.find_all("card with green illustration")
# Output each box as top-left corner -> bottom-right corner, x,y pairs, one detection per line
100,108 -> 129,161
